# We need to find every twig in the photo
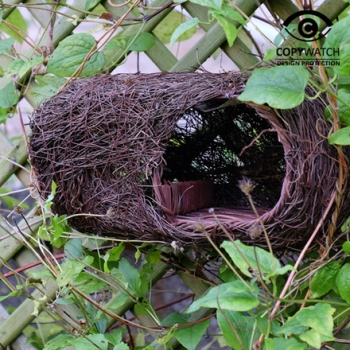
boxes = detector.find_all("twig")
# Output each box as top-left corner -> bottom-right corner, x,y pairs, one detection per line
269,190 -> 337,320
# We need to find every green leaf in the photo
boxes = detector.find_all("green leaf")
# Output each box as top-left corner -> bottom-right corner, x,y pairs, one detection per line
108,291 -> 130,310
0,8 -> 27,43
56,260 -> 86,287
217,309 -> 258,349
264,49 -> 276,61
299,329 -> 334,349
211,12 -> 237,47
103,243 -> 125,273
337,89 -> 350,125
324,16 -> 350,76
0,38 -> 14,54
110,268 -> 129,290
169,18 -> 200,48
238,66 -> 310,109
0,79 -> 19,109
18,56 -> 44,77
342,241 -> 350,253
265,337 -> 308,350
4,59 -> 25,77
85,0 -> 100,10
32,75 -> 66,105
43,334 -> 73,350
221,240 -> 293,282
310,260 -> 341,298
47,33 -> 105,77
153,11 -> 197,44
162,311 -> 189,326
336,263 -> 350,303
64,238 -> 84,260
71,334 -> 109,350
0,188 -> 29,209
105,329 -> 124,346
73,272 -> 107,294
118,258 -> 141,296
278,304 -> 335,343
113,343 -> 129,350
328,126 -> 350,145
187,280 -> 259,313
50,214 -> 69,248
175,319 -> 210,350
128,32 -> 155,52
220,6 -> 246,25
0,291 -> 17,302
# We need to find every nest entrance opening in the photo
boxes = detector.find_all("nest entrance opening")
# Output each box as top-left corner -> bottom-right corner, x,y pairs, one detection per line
156,102 -> 286,220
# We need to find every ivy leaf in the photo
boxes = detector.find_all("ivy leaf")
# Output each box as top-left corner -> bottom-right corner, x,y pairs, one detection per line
336,263 -> 350,303
324,15 -> 350,76
65,239 -> 84,260
211,12 -> 237,47
56,260 -> 86,287
31,75 -> 66,105
118,258 -> 141,297
105,32 -> 155,52
107,291 -> 130,310
187,280 -> 259,313
175,319 -> 210,350
238,66 -> 310,109
0,8 -> 27,43
264,49 -> 277,61
128,32 -> 155,52
70,334 -> 109,350
221,240 -> 293,282
0,79 -> 19,109
110,267 -> 129,290
153,11 -> 197,44
328,126 -> 350,145
169,18 -> 200,48
278,303 -> 335,348
47,33 -> 105,77
43,334 -> 74,350
337,89 -> 350,126
310,260 -> 341,298
217,309 -> 258,349
0,38 -> 14,54
299,329 -> 335,349
265,337 -> 308,350
342,241 -> 350,253
103,243 -> 125,273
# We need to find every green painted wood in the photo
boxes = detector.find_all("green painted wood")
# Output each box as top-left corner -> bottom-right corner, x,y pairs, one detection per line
170,0 -> 261,72
0,208 -> 42,267
0,130 -> 30,186
0,279 -> 58,348
184,2 -> 259,70
0,138 -> 28,188
102,0 -> 173,70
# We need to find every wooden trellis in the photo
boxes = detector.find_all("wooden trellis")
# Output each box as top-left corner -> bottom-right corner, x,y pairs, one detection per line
0,0 -> 347,348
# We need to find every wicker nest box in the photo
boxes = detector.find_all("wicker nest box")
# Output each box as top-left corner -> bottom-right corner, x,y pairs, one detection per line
29,72 -> 350,249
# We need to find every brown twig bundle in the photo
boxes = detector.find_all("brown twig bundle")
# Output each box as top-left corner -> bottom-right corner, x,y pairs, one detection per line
28,72 -> 350,249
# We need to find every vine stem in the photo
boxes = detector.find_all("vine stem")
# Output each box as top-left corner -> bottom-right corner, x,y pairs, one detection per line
269,190 -> 337,321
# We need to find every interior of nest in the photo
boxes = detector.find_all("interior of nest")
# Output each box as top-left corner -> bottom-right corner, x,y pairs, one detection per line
152,100 -> 286,226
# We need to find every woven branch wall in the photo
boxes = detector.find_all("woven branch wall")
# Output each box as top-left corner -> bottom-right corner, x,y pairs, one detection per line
29,72 -> 350,249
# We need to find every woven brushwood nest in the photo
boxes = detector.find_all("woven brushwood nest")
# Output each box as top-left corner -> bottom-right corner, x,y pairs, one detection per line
29,72 -> 350,249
